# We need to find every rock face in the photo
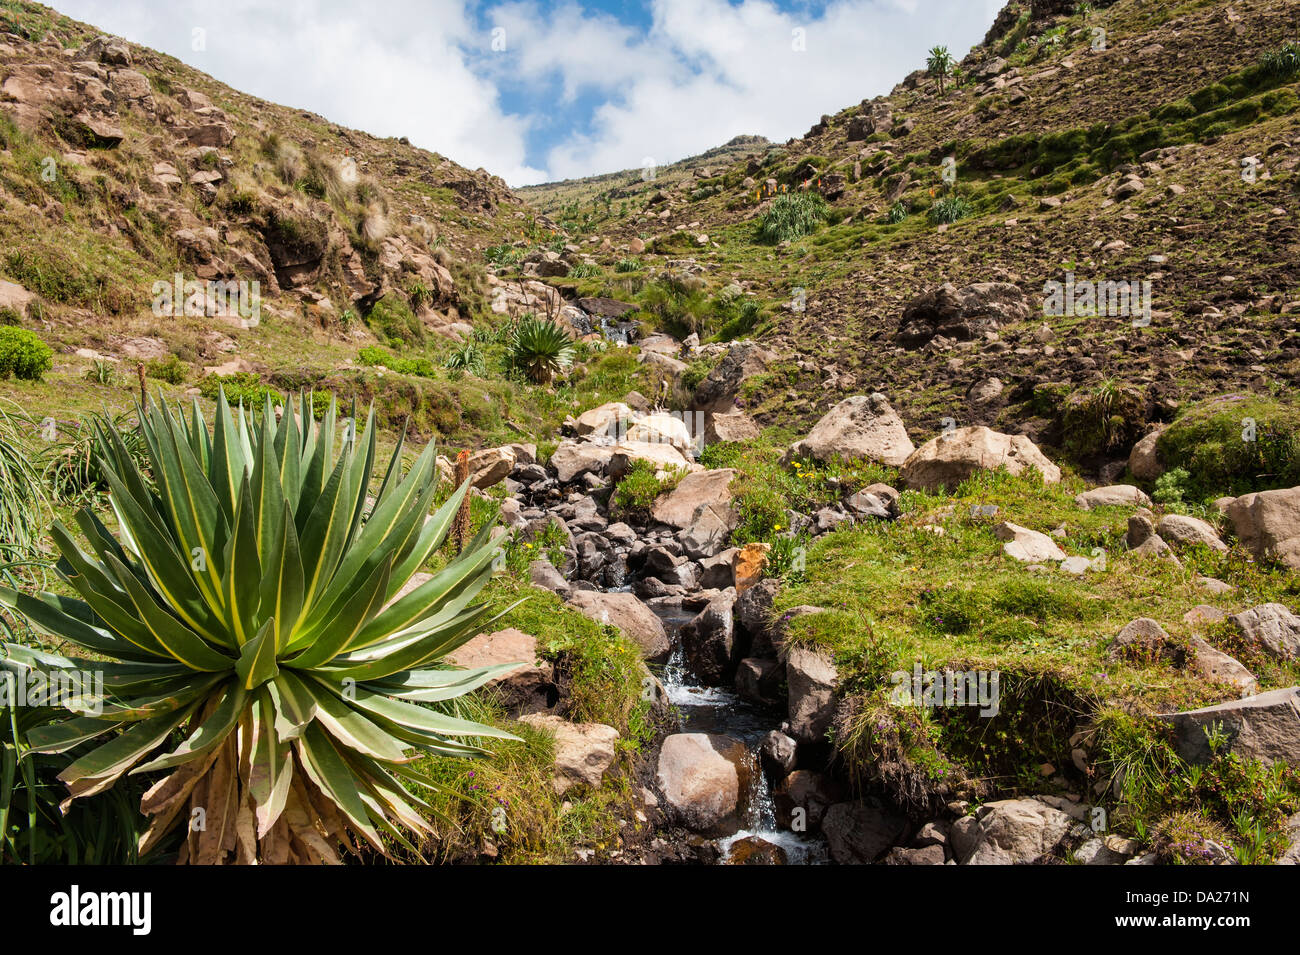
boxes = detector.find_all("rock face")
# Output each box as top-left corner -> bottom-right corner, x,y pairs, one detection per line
446,628 -> 554,714
651,468 -> 737,529
786,647 -> 838,743
995,522 -> 1066,563
518,714 -> 619,795
1075,485 -> 1151,510
1227,488 -> 1300,570
565,591 -> 670,660
1162,687 -> 1300,765
783,394 -> 915,468
655,733 -> 748,833
1229,604 -> 1300,662
897,282 -> 1033,348
949,798 -> 1072,864
901,427 -> 1061,491
821,802 -> 907,863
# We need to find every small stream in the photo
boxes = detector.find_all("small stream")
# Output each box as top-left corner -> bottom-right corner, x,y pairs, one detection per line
651,605 -> 828,865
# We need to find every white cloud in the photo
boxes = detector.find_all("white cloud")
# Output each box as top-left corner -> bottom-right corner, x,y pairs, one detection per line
50,0 -> 995,186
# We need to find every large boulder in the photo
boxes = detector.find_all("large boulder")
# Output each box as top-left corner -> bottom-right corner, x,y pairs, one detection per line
565,591 -> 670,660
446,628 -> 554,714
518,714 -> 619,795
1157,514 -> 1228,552
652,468 -> 737,528
607,441 -> 694,480
995,522 -> 1066,563
897,282 -> 1033,349
949,798 -> 1072,864
467,446 -> 516,489
627,413 -> 693,453
1161,687 -> 1300,765
550,440 -> 614,482
704,410 -> 761,444
821,801 -> 907,863
787,647 -> 838,743
679,591 -> 739,685
1075,485 -> 1150,510
783,394 -> 915,468
574,401 -> 633,437
1128,426 -> 1166,481
1226,488 -> 1300,570
655,733 -> 749,833
1229,604 -> 1300,662
901,427 -> 1061,491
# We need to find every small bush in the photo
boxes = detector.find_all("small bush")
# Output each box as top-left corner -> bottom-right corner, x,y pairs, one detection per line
1152,467 -> 1191,507
1260,41 -> 1300,79
611,459 -> 679,522
615,258 -> 641,273
1062,380 -> 1147,459
365,295 -> 423,347
198,372 -> 280,407
145,353 -> 188,385
756,192 -> 828,244
507,316 -> 575,385
0,306 -> 21,326
887,201 -> 910,223
444,341 -> 486,376
0,327 -> 53,381
927,195 -> 972,224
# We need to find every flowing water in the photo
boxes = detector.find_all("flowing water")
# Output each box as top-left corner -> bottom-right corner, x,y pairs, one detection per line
653,607 -> 828,865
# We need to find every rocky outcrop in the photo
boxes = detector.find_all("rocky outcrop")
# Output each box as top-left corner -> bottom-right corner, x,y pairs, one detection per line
692,341 -> 775,413
901,427 -> 1060,491
897,282 -> 1033,349
783,394 -> 915,468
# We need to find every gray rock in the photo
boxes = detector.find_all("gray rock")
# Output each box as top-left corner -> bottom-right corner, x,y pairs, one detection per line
822,801 -> 907,863
949,798 -> 1072,865
1229,604 -> 1300,662
1162,687 -> 1300,765
787,646 -> 837,743
680,590 -> 739,685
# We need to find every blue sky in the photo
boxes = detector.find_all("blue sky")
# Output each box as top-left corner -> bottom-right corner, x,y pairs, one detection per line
52,0 -> 1001,185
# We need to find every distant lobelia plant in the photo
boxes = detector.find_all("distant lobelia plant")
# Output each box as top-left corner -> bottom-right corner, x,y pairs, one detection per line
0,392 -> 518,864
927,45 -> 955,94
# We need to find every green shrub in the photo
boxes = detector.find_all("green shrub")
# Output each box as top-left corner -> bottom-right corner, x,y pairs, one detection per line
0,306 -> 20,326
145,353 -> 188,385
365,294 -> 423,347
615,258 -> 641,273
927,195 -> 972,225
1157,395 -> 1300,497
1062,380 -> 1146,459
507,316 -> 575,385
756,192 -> 828,244
886,201 -> 910,223
612,459 -> 679,522
198,372 -> 280,407
444,341 -> 486,376
1260,41 -> 1300,79
1152,467 -> 1191,507
638,275 -> 709,338
0,327 -> 53,381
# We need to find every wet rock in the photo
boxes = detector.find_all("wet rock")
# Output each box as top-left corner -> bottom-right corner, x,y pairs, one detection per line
901,427 -> 1060,492
761,730 -> 798,776
518,714 -> 619,795
655,733 -> 749,834
773,770 -> 845,833
735,657 -> 782,706
680,590 -> 739,685
736,577 -> 780,653
822,801 -> 908,864
697,548 -> 737,589
787,647 -> 837,743
783,393 -> 915,468
725,836 -> 787,865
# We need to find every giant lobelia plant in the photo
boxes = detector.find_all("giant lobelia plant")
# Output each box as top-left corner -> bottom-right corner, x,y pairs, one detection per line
0,393 -> 518,863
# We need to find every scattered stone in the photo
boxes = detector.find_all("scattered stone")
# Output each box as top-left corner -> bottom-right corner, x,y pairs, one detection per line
787,647 -> 838,743
1162,687 -> 1300,765
995,522 -> 1066,563
1075,485 -> 1151,510
1229,604 -> 1300,662
1226,488 -> 1300,570
901,427 -> 1061,492
518,714 -> 619,795
949,798 -> 1072,865
783,393 -> 915,468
